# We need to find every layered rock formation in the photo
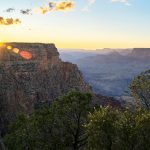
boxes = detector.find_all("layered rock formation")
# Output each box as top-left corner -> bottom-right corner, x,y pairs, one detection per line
130,48 -> 150,59
0,43 -> 91,134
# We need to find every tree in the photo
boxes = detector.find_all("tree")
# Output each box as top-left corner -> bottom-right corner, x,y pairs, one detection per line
117,109 -> 150,150
130,70 -> 150,110
86,106 -> 119,150
51,91 -> 92,150
116,109 -> 138,150
86,107 -> 150,150
4,113 -> 35,150
4,91 -> 92,150
29,106 -> 63,150
134,109 -> 150,150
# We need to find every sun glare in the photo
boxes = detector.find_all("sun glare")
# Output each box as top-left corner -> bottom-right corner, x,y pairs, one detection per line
7,46 -> 12,50
0,43 -> 33,60
0,41 -> 5,47
20,51 -> 32,60
13,48 -> 20,54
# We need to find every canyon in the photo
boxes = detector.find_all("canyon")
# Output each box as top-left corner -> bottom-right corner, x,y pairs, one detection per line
0,43 -> 92,136
60,48 -> 150,99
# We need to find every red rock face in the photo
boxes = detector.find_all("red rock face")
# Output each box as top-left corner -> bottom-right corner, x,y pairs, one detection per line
0,43 -> 92,126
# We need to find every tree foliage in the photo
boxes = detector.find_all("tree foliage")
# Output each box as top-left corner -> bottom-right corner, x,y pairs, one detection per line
4,91 -> 150,150
4,91 -> 92,150
86,107 -> 150,150
4,113 -> 35,150
130,70 -> 150,110
86,106 -> 119,150
51,91 -> 92,150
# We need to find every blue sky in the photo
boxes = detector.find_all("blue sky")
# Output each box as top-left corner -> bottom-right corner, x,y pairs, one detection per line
0,0 -> 150,49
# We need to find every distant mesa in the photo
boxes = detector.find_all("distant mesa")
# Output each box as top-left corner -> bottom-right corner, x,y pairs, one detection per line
130,48 -> 150,59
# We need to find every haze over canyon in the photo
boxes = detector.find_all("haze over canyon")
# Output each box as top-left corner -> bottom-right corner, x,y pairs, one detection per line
59,48 -> 150,99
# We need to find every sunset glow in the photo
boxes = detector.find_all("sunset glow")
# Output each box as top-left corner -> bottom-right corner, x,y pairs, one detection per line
1,0 -> 150,49
0,42 -> 4,47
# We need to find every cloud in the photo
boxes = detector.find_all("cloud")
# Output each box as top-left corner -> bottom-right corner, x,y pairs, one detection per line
20,9 -> 32,15
0,17 -> 21,25
56,1 -> 75,11
82,0 -> 96,12
111,0 -> 131,5
35,1 -> 75,14
5,8 -> 32,15
5,8 -> 15,13
34,7 -> 50,14
49,2 -> 56,10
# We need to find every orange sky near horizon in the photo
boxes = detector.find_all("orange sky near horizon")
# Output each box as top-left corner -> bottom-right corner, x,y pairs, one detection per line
1,0 -> 150,49
1,35 -> 150,49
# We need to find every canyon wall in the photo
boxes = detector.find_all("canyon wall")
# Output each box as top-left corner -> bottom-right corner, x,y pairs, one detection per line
0,43 -> 91,134
130,48 -> 150,59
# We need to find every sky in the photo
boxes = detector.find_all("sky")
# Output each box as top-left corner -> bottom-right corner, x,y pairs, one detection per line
0,0 -> 150,49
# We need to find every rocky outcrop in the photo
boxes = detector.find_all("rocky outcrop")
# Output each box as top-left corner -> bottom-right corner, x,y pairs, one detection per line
0,43 -> 91,134
130,48 -> 150,59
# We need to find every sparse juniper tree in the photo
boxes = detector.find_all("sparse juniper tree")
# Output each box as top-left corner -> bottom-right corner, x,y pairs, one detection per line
130,70 -> 150,110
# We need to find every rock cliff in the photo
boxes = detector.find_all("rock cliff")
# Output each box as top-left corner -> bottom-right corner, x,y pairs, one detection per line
130,48 -> 150,59
0,43 -> 91,134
